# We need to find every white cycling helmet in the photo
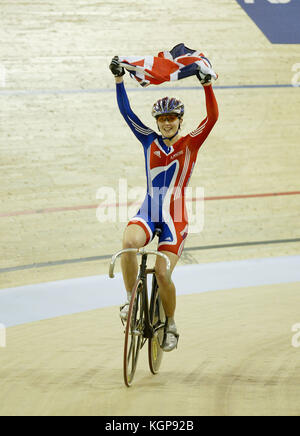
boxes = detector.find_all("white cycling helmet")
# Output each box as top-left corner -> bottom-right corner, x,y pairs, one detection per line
152,97 -> 184,118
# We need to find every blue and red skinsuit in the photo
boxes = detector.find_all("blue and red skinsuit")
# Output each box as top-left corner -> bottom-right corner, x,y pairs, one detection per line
116,82 -> 218,256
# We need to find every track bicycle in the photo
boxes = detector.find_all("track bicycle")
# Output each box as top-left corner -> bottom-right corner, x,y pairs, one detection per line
109,229 -> 171,387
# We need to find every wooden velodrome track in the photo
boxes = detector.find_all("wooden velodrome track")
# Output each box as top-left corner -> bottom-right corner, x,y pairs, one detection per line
0,0 -> 300,416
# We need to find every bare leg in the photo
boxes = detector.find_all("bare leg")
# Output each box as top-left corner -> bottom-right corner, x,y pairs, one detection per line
121,224 -> 148,293
155,251 -> 179,318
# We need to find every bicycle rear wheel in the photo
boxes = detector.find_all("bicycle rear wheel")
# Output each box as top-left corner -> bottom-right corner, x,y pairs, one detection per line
123,278 -> 144,387
148,275 -> 166,374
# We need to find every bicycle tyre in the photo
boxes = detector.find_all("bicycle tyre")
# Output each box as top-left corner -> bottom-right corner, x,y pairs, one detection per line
148,275 -> 165,375
123,278 -> 144,387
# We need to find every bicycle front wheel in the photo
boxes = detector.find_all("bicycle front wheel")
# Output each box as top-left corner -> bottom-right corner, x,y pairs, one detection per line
148,275 -> 166,375
123,278 -> 144,387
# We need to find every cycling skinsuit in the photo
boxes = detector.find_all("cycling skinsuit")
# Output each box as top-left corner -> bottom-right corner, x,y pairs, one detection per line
116,82 -> 218,257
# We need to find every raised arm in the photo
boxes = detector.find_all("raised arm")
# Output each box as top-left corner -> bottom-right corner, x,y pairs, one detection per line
115,77 -> 154,144
188,82 -> 219,149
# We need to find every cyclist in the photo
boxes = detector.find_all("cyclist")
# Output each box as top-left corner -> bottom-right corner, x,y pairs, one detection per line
109,56 -> 219,352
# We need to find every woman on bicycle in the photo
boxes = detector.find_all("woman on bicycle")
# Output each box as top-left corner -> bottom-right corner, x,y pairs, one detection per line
109,56 -> 219,352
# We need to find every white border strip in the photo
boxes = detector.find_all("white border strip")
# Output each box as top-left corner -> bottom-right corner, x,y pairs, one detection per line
0,256 -> 300,327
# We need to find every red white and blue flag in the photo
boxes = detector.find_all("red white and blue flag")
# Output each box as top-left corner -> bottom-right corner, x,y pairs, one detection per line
119,43 -> 218,87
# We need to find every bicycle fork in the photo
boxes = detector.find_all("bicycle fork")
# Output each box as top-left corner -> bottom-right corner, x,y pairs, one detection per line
139,254 -> 155,340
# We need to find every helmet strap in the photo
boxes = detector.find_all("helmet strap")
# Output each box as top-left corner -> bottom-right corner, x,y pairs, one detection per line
162,129 -> 179,141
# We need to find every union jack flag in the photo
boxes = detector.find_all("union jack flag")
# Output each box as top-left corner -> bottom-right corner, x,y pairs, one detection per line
119,43 -> 218,87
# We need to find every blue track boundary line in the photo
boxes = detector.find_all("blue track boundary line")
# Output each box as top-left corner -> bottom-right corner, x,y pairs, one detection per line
0,84 -> 298,96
